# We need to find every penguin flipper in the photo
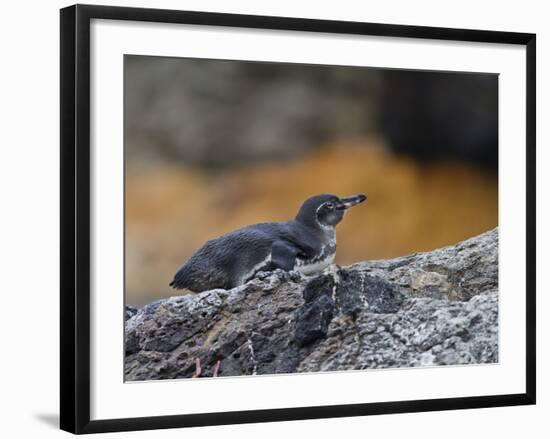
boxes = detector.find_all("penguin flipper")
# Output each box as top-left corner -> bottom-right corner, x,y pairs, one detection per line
270,240 -> 299,271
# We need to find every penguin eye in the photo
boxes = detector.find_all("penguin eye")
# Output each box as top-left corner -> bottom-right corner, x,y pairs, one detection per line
325,202 -> 335,210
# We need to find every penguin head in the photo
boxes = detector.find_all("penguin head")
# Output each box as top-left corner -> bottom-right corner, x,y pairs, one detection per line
295,193 -> 367,229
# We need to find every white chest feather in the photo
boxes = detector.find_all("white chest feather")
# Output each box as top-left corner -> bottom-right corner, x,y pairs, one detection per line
295,253 -> 335,275
295,232 -> 337,275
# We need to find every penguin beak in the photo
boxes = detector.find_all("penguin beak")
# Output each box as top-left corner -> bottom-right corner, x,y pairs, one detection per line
338,194 -> 367,210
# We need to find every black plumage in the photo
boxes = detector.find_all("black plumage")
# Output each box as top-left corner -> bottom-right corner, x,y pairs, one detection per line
169,193 -> 366,292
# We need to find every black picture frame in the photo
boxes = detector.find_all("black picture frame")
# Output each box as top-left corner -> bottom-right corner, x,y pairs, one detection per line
60,4 -> 536,434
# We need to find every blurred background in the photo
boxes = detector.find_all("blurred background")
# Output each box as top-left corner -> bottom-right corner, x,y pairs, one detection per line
125,55 -> 498,306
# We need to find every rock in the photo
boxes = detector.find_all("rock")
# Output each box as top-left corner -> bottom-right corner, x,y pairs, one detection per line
125,228 -> 498,380
335,270 -> 404,315
294,276 -> 335,347
348,228 -> 498,301
125,305 -> 138,321
299,290 -> 498,371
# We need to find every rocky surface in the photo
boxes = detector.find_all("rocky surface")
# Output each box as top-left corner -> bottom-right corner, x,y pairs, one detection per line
125,228 -> 498,381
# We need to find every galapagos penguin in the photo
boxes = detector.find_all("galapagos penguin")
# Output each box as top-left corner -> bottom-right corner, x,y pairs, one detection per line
169,193 -> 366,292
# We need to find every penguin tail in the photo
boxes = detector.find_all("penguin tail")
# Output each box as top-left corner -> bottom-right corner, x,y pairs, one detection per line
169,278 -> 187,289
169,263 -> 194,290
169,277 -> 186,290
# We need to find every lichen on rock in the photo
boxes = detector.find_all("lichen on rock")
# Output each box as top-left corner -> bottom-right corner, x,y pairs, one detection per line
125,228 -> 498,381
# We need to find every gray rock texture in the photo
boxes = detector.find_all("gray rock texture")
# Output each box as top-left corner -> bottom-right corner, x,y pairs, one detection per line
125,228 -> 498,381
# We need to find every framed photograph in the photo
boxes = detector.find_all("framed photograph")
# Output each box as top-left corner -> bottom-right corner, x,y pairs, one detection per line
60,4 -> 536,434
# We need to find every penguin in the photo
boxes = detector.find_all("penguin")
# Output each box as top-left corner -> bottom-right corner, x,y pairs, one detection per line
169,193 -> 366,292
